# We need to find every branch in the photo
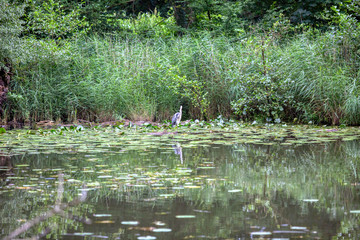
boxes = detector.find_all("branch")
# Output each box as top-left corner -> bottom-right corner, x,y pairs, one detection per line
2,174 -> 90,240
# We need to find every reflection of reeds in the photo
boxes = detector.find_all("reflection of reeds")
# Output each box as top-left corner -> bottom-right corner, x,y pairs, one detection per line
3,173 -> 91,240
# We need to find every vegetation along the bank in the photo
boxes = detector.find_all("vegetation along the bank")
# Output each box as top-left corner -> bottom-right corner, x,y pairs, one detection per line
1,0 -> 360,126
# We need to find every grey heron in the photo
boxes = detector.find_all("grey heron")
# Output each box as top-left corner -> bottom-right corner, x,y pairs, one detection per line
171,106 -> 182,127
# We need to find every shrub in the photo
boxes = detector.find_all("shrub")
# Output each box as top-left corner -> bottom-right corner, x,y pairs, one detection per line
24,0 -> 89,40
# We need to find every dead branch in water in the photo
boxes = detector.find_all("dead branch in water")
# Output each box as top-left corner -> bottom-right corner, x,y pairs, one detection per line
2,173 -> 91,240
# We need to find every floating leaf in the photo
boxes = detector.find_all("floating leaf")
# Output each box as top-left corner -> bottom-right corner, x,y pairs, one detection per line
302,199 -> 319,202
159,194 -> 174,198
97,175 -> 113,179
184,185 -> 201,189
228,189 -> 242,193
197,167 -> 215,169
291,226 -> 307,230
350,210 -> 360,214
137,236 -> 156,240
16,164 -> 29,167
121,221 -> 139,225
95,220 -> 115,224
93,214 -> 112,217
175,215 -> 196,219
153,228 -> 172,232
73,232 -> 94,236
250,232 -> 272,236
153,221 -> 166,226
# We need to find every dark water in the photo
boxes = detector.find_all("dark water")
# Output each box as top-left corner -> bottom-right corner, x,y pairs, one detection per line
0,141 -> 359,239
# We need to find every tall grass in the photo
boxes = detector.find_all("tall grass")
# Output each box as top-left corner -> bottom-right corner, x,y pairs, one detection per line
274,32 -> 359,124
5,28 -> 360,125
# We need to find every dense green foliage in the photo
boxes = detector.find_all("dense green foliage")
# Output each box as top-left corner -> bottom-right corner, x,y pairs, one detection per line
1,0 -> 360,125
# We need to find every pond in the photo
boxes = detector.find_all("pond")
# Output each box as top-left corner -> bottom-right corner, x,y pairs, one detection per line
0,124 -> 359,239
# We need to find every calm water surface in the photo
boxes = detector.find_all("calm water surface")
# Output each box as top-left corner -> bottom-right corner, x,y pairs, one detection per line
1,140 -> 359,239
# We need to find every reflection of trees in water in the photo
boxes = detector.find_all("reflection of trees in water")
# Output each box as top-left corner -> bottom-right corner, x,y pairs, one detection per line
226,141 -> 360,238
230,140 -> 359,181
0,155 -> 13,181
0,163 -> 92,239
1,141 -> 359,239
175,142 -> 359,239
230,141 -> 359,196
93,142 -> 358,238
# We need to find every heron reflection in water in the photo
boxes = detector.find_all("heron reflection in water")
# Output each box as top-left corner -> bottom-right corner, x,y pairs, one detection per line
173,142 -> 183,164
171,106 -> 182,127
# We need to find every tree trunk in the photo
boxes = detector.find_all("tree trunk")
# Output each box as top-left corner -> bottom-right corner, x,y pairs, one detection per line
172,0 -> 193,30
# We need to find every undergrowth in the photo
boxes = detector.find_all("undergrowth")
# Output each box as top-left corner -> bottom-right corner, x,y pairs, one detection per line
4,28 -> 360,125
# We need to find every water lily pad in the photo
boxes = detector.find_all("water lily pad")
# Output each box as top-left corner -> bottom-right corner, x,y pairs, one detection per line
350,210 -> 360,214
175,215 -> 196,218
93,214 -> 112,217
159,194 -> 174,197
197,167 -> 215,169
250,231 -> 272,236
291,226 -> 308,230
228,189 -> 242,193
97,175 -> 113,179
95,220 -> 115,224
184,185 -> 201,189
302,199 -> 319,202
138,236 -> 156,240
153,221 -> 166,226
153,228 -> 172,232
121,221 -> 139,225
73,232 -> 94,236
